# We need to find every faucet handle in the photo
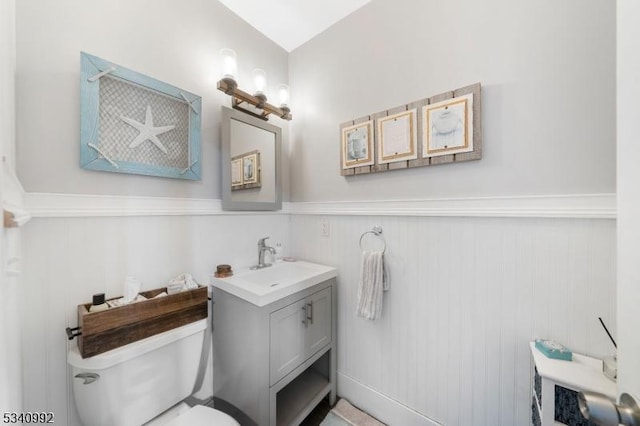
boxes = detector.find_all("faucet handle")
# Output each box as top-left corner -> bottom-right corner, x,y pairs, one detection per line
258,236 -> 270,246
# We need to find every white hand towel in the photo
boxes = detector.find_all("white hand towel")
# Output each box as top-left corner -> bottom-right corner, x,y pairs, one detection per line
356,250 -> 389,320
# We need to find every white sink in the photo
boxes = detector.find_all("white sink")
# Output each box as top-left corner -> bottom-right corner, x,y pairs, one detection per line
210,260 -> 337,307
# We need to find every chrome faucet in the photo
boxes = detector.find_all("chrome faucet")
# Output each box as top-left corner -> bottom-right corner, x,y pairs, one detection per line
251,237 -> 276,270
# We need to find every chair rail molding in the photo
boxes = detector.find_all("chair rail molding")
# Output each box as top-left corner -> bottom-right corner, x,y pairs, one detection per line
23,192 -> 615,219
288,193 -> 616,219
23,192 -> 289,217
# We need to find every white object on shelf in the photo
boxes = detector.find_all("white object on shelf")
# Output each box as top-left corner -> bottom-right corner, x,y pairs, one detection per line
530,342 -> 616,426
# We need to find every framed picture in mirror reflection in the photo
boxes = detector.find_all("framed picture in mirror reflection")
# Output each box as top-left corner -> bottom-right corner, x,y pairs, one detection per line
231,150 -> 261,190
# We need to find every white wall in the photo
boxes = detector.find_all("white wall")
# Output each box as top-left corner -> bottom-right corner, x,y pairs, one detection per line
288,0 -> 617,424
15,0 -> 291,199
617,0 -> 640,401
289,0 -> 616,201
0,0 -> 22,414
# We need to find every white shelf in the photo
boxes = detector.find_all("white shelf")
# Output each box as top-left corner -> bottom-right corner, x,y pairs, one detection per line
529,342 -> 616,397
530,341 -> 617,426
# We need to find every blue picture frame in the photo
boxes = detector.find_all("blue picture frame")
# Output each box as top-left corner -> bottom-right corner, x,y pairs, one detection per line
80,52 -> 201,180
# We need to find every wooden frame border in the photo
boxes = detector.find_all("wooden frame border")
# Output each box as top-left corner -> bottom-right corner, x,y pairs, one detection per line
339,82 -> 481,176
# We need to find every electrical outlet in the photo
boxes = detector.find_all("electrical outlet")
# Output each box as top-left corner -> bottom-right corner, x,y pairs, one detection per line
320,220 -> 330,237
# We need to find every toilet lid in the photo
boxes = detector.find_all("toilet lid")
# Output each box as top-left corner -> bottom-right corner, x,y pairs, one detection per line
165,405 -> 240,426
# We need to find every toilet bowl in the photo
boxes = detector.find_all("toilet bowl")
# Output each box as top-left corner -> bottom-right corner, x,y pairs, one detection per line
161,405 -> 238,426
67,319 -> 239,426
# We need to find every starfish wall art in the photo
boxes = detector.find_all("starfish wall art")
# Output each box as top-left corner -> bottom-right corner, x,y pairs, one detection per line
79,52 -> 202,180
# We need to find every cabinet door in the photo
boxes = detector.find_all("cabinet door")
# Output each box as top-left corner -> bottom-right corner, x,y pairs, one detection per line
270,298 -> 307,385
304,287 -> 332,358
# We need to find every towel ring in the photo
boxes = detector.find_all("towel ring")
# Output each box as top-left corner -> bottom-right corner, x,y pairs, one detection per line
359,226 -> 386,253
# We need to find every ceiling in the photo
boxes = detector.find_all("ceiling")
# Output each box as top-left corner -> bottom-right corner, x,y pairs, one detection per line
217,0 -> 372,52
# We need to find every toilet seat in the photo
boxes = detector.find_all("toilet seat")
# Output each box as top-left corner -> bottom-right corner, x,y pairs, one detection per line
164,405 -> 240,426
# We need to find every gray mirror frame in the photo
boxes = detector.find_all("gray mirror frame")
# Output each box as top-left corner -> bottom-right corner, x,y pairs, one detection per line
221,107 -> 282,211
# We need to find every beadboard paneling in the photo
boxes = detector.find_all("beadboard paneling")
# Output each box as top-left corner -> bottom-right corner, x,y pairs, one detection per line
19,214 -> 290,426
290,215 -> 616,426
19,211 -> 616,426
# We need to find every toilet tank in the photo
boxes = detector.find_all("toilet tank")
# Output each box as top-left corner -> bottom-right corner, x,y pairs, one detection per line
68,319 -> 207,426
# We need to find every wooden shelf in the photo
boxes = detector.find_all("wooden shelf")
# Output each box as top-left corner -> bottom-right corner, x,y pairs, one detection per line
276,368 -> 331,426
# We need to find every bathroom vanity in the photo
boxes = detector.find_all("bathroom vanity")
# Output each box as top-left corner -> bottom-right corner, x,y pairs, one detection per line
211,261 -> 337,426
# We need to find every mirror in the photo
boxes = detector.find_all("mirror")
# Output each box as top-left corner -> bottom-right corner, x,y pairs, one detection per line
221,107 -> 282,210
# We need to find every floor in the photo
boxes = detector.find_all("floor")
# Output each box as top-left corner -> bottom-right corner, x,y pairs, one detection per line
212,396 -> 335,426
299,397 -> 333,426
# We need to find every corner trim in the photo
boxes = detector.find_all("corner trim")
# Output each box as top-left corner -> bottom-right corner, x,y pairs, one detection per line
23,192 -> 615,219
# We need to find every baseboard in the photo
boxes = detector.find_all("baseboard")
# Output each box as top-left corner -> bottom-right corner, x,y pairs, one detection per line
337,372 -> 442,426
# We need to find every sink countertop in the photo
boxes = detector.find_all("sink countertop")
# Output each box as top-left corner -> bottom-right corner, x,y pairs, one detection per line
210,260 -> 337,307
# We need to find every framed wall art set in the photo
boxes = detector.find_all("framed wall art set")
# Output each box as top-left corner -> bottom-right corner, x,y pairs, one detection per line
340,82 -> 481,176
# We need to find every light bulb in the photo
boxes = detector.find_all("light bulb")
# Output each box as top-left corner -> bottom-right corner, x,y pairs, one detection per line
252,68 -> 267,95
220,48 -> 237,81
277,84 -> 290,108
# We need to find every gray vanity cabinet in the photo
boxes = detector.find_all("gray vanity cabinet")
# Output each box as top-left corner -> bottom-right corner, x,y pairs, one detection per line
213,279 -> 336,426
270,287 -> 332,385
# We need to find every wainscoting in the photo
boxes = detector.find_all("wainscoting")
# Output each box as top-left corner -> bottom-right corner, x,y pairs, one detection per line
290,214 -> 616,426
19,213 -> 290,425
17,194 -> 616,426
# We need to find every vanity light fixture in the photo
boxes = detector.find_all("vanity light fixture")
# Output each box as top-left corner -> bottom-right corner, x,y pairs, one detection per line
217,49 -> 292,121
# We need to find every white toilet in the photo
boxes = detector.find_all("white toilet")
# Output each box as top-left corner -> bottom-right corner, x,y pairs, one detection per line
67,319 -> 239,426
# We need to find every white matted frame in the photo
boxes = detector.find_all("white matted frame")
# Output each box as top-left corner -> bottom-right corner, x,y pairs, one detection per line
341,121 -> 374,169
376,108 -> 418,164
422,93 -> 473,158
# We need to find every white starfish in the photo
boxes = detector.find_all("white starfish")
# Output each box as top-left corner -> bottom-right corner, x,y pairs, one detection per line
120,105 -> 174,154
